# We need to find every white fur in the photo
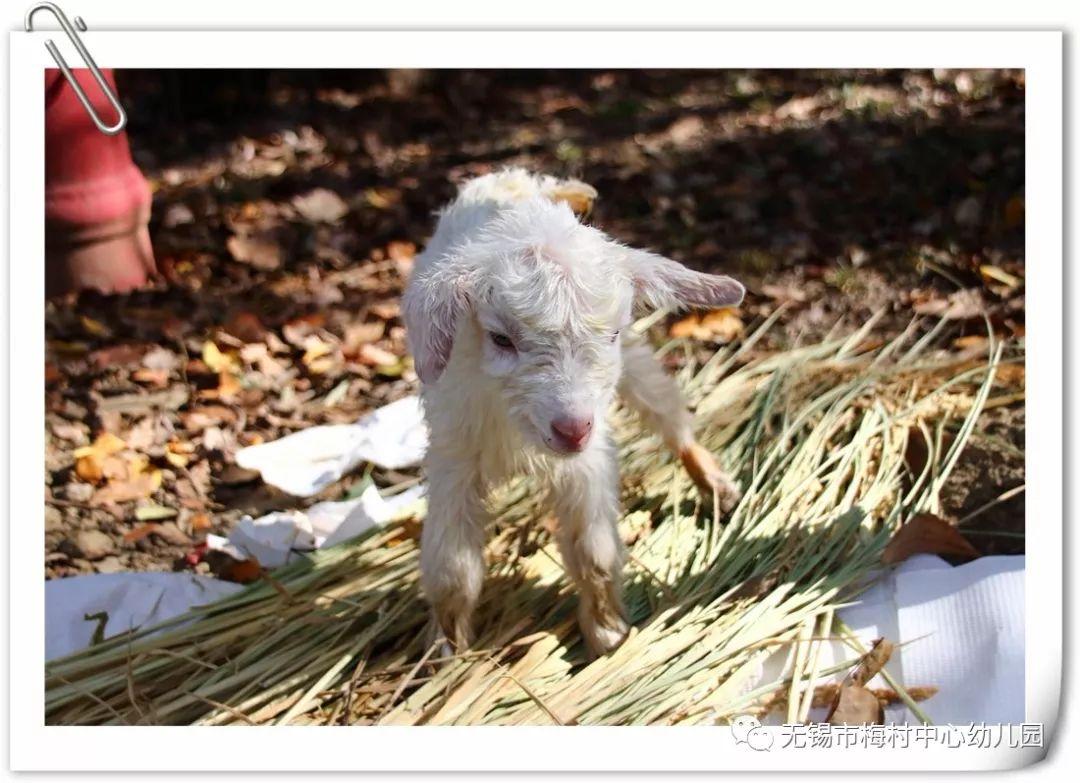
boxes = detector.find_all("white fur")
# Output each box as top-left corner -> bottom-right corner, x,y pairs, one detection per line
402,168 -> 744,656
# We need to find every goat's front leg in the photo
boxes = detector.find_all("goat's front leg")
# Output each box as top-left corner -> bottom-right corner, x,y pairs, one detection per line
618,334 -> 741,512
550,443 -> 629,657
420,458 -> 487,652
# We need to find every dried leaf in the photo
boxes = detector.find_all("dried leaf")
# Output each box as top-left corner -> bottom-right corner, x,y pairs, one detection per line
979,265 -> 1022,289
80,315 -> 112,338
226,233 -> 282,271
301,337 -> 334,366
224,311 -> 268,344
95,386 -> 188,414
202,341 -> 239,374
669,308 -> 743,342
881,513 -> 979,565
292,188 -> 349,223
356,343 -> 398,367
72,432 -> 126,460
343,322 -> 387,357
123,523 -> 159,544
220,557 -> 263,584
92,467 -> 162,505
74,433 -> 127,484
89,344 -> 147,371
135,505 -> 178,522
826,684 -> 885,725
851,638 -> 894,687
912,288 -> 986,320
200,371 -> 242,402
181,405 -> 237,431
150,522 -> 192,546
952,335 -> 989,351
369,302 -> 400,321
131,368 -> 170,387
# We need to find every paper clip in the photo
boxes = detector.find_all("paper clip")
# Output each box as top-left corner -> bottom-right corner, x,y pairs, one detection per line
25,2 -> 127,135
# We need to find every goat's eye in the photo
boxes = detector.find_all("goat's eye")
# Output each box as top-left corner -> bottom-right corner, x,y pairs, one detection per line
610,330 -> 621,343
489,332 -> 515,350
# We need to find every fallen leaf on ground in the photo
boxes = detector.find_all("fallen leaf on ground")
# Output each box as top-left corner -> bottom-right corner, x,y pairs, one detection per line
123,523 -> 159,544
224,311 -> 268,343
202,341 -> 238,374
356,343 -> 398,367
95,386 -> 189,414
760,283 -> 808,303
131,368 -> 170,387
369,302 -> 400,321
292,188 -> 349,223
198,371 -> 242,402
670,308 -> 744,342
881,513 -> 979,565
995,363 -> 1026,386
952,335 -> 989,351
135,504 -> 178,521
912,288 -> 986,320
73,433 -> 127,483
151,522 -> 192,546
301,337 -> 333,365
89,344 -> 147,371
343,322 -> 386,353
180,405 -> 237,431
80,315 -> 112,338
979,265 -> 1022,289
91,462 -> 162,505
227,233 -> 282,271
219,556 -> 263,584
141,346 -> 179,371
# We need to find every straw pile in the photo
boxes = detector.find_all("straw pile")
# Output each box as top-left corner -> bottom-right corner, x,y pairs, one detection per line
45,314 -> 1021,725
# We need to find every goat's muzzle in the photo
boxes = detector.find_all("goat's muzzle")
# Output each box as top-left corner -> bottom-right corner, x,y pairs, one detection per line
550,415 -> 594,452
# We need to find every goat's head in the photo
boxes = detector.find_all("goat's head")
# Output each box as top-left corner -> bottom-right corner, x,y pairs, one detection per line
403,198 -> 744,456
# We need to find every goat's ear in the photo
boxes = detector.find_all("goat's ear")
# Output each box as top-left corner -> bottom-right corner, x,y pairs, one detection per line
625,249 -> 745,311
402,263 -> 472,385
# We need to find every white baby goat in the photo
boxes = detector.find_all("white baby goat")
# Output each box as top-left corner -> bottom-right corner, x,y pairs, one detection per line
402,169 -> 745,656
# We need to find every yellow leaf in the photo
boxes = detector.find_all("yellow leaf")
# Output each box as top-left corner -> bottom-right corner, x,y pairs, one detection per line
80,315 -> 112,338
699,308 -> 745,343
669,313 -> 702,339
202,341 -> 238,373
302,338 -> 333,366
979,265 -> 1022,289
669,308 -> 744,343
73,432 -> 126,460
165,450 -> 190,468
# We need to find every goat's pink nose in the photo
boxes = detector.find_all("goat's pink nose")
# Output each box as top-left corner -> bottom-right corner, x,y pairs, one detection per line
551,416 -> 593,451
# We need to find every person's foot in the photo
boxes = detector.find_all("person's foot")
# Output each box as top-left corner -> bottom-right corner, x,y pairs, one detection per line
46,198 -> 155,296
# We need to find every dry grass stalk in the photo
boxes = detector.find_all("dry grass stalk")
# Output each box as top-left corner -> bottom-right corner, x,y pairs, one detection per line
44,317 -> 1022,726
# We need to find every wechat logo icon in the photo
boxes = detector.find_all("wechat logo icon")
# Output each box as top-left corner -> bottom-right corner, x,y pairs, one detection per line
731,715 -> 774,751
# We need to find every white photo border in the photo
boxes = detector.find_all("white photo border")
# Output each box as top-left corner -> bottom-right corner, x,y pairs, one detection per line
7,29 -> 1062,772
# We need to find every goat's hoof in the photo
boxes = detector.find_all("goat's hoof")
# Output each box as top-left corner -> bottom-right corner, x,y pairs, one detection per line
679,442 -> 742,514
582,614 -> 630,658
425,614 -> 472,664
